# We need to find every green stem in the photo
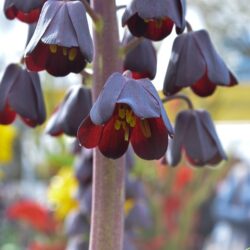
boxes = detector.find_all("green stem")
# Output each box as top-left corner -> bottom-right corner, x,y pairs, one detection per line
89,1 -> 125,250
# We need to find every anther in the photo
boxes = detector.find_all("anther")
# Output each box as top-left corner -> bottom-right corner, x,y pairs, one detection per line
140,120 -> 151,138
49,45 -> 57,54
68,48 -> 77,61
114,120 -> 121,130
63,48 -> 67,56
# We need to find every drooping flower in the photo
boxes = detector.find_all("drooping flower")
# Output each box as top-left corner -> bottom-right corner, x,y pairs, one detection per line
169,110 -> 227,167
0,64 -> 46,127
122,31 -> 157,79
4,0 -> 46,23
45,86 -> 92,137
77,72 -> 173,160
163,30 -> 238,97
122,0 -> 186,41
25,0 -> 93,76
64,210 -> 89,237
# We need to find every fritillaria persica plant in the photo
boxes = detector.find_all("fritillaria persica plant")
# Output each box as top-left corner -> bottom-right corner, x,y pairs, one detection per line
0,0 -> 238,249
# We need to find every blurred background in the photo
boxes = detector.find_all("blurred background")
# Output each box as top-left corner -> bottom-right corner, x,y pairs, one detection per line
0,0 -> 249,249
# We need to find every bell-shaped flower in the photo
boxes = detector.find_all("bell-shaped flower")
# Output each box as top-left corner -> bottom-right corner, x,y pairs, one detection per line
0,64 -> 46,127
169,109 -> 227,167
25,0 -> 93,76
4,0 -> 46,23
122,0 -> 186,41
74,148 -> 93,186
45,85 -> 92,137
163,30 -> 238,97
64,210 -> 90,238
122,31 -> 157,79
77,72 -> 173,160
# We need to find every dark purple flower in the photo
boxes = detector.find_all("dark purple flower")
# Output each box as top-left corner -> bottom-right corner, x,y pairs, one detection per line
122,31 -> 157,79
122,0 -> 186,41
66,237 -> 89,250
45,86 -> 92,137
77,72 -> 173,160
125,200 -> 152,230
64,210 -> 89,237
4,0 -> 46,23
0,64 -> 46,127
25,0 -> 93,76
169,110 -> 227,167
74,148 -> 93,186
163,30 -> 238,97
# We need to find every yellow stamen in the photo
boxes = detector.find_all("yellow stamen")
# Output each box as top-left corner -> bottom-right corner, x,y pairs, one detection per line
68,48 -> 77,61
114,120 -> 121,130
126,109 -> 132,123
118,107 -> 126,119
130,116 -> 136,128
124,126 -> 129,141
140,120 -> 151,138
63,47 -> 67,56
49,44 -> 57,54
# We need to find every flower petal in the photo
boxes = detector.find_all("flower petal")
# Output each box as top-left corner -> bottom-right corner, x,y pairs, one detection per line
198,110 -> 227,162
169,111 -> 192,166
140,79 -> 174,136
131,117 -> 168,160
117,79 -> 161,119
9,69 -> 46,126
90,73 -> 125,125
98,116 -> 129,159
67,1 -> 93,62
25,0 -> 60,55
163,32 -> 206,95
195,30 -> 231,86
0,64 -> 20,112
78,115 -> 103,148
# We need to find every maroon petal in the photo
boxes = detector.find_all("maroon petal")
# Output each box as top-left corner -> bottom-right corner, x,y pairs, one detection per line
0,103 -> 16,125
98,116 -> 130,159
131,117 -> 168,160
4,0 -> 45,23
77,115 -> 103,148
145,17 -> 174,41
191,73 -> 216,97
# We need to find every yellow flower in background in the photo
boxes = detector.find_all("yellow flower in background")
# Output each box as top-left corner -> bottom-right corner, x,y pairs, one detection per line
47,167 -> 78,220
124,198 -> 135,215
0,125 -> 17,164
